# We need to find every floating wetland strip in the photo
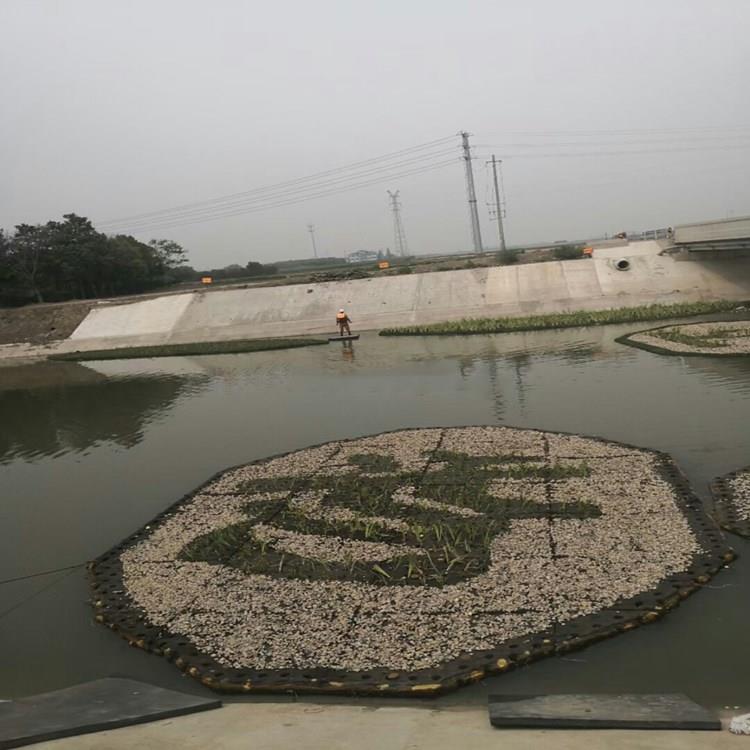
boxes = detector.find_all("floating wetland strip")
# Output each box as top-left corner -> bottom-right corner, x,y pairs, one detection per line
48,338 -> 328,361
89,426 -> 734,696
711,466 -> 750,538
378,300 -> 747,337
617,320 -> 750,357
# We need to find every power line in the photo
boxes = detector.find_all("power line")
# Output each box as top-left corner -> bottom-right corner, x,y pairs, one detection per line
111,158 -> 459,234
98,135 -> 456,229
479,135 -> 750,149
481,126 -> 750,137
485,143 -> 750,160
111,158 -> 458,233
103,146 -> 459,233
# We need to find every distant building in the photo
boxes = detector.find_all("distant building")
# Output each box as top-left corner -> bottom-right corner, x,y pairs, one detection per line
346,249 -> 380,264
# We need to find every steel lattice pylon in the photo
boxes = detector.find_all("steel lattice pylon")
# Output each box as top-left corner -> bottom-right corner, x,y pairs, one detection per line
387,190 -> 409,257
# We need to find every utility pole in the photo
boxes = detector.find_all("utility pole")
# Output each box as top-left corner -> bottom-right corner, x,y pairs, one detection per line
387,190 -> 409,257
489,154 -> 506,253
460,131 -> 483,254
307,223 -> 318,258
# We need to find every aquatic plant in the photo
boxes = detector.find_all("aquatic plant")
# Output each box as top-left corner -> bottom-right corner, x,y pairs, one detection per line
92,426 -> 732,696
48,337 -> 327,361
379,300 -> 747,336
618,319 -> 750,357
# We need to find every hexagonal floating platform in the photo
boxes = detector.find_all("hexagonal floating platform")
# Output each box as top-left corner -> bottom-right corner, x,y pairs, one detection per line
90,427 -> 734,696
711,465 -> 750,538
617,320 -> 750,356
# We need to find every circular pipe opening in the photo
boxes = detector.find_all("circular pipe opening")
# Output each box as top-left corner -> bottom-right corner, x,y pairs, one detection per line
615,258 -> 631,271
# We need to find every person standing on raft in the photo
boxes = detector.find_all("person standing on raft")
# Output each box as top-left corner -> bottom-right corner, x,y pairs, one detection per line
336,308 -> 352,336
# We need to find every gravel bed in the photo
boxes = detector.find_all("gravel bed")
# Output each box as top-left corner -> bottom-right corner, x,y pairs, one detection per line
711,467 -> 750,538
728,473 -> 750,521
624,320 -> 750,356
97,426 -> 727,688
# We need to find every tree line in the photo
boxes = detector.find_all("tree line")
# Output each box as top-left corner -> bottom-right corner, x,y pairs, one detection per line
0,213 -> 277,306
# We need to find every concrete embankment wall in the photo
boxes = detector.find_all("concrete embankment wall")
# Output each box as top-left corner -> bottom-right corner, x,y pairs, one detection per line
67,241 -> 750,347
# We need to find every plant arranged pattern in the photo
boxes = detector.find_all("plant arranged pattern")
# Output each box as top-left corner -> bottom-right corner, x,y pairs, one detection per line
619,319 -> 750,356
181,450 -> 598,586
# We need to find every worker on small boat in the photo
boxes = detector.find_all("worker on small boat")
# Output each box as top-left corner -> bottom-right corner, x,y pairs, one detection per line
336,308 -> 352,336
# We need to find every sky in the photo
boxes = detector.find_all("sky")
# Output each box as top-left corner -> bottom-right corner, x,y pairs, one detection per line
2,0 -> 749,268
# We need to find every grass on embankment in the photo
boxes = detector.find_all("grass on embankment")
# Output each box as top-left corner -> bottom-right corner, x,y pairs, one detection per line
48,338 -> 328,361
378,300 -> 749,336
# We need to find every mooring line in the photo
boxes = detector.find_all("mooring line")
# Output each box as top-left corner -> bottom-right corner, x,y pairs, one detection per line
0,567 -> 79,622
0,562 -> 85,586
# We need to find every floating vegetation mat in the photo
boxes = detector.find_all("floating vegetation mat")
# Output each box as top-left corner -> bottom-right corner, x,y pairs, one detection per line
48,337 -> 327,361
379,301 -> 747,337
711,467 -> 750,538
90,427 -> 734,696
618,320 -> 750,356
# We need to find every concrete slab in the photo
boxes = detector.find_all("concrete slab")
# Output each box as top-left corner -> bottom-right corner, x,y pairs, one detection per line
593,241 -> 663,260
488,694 -> 720,730
9,242 -> 750,359
517,262 -> 570,306
560,260 -> 603,303
0,678 -> 221,749
70,294 -> 194,340
26,702 -> 745,750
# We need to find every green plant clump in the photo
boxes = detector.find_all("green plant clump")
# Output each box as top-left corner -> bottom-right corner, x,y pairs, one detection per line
378,300 -> 747,337
552,243 -> 584,260
49,337 -> 328,361
181,450 -> 598,587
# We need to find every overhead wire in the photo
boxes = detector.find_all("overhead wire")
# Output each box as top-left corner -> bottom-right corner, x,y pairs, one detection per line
480,126 -> 750,137
112,157 -> 460,234
97,128 -> 750,235
103,146 -> 460,232
480,143 -> 750,160
98,135 -> 457,229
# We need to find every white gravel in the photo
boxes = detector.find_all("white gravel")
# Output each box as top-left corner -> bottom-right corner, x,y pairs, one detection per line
119,427 -> 703,673
630,320 -> 750,355
726,471 -> 750,521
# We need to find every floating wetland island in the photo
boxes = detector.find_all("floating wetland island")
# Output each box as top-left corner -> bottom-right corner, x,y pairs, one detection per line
90,426 -> 734,696
711,466 -> 750,539
618,319 -> 750,357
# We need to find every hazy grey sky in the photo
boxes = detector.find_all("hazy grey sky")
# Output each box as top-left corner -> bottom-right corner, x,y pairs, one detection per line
2,0 -> 749,268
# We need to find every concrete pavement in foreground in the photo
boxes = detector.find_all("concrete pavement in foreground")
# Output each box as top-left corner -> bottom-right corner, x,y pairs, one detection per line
31,703 -> 747,749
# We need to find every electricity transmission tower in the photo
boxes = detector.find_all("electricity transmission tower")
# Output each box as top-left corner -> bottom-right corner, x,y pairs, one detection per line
460,131 -> 483,254
307,223 -> 318,258
387,190 -> 409,257
488,154 -> 507,253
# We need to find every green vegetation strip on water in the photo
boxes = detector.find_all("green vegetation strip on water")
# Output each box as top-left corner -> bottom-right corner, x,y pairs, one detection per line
378,300 -> 748,336
48,338 -> 328,361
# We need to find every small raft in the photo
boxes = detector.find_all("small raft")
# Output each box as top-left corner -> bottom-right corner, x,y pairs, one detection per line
328,334 -> 360,342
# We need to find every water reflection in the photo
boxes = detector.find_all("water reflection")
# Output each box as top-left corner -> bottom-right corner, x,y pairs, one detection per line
2,326 -> 750,702
0,362 -> 206,463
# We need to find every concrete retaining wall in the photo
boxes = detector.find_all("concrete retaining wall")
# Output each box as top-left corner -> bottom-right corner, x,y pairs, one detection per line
65,241 -> 750,347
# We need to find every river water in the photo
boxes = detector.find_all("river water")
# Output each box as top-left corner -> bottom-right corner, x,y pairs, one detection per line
2,321 -> 749,706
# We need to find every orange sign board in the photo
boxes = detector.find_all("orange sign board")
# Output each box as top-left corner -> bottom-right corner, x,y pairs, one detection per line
378,261 -> 390,269
201,276 -> 213,285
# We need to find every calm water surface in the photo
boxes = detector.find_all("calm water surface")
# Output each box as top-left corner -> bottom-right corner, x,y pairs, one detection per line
2,322 -> 749,706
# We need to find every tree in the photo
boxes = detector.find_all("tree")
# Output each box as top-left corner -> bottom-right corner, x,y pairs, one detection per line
9,223 -> 49,302
149,239 -> 187,270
